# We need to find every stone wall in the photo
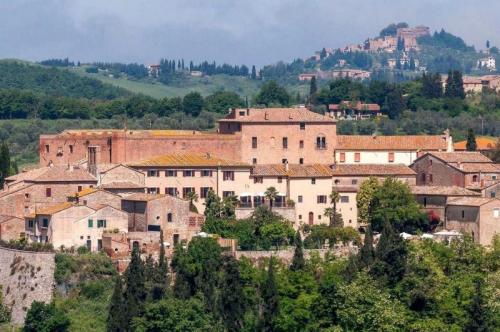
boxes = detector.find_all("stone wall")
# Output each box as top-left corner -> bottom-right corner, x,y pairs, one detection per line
0,247 -> 55,326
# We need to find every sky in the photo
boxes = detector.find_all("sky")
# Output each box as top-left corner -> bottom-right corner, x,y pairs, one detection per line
0,0 -> 499,67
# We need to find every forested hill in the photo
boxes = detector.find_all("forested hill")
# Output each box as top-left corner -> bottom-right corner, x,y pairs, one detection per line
0,60 -> 129,99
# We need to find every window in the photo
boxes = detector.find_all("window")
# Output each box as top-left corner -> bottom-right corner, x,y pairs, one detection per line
311,178 -> 316,184
388,152 -> 395,163
239,111 -> 246,116
298,195 -> 303,203
421,173 -> 426,183
299,122 -> 305,130
354,152 -> 361,163
277,177 -> 283,183
317,195 -> 327,204
28,220 -> 34,228
78,186 -> 82,192
25,193 -> 30,199
429,174 -> 433,184
340,196 -> 349,203
423,197 -> 427,207
42,218 -> 49,228
69,145 -> 74,154
182,187 -> 195,198
173,234 -> 180,245
351,179 -> 358,185
334,179 -> 340,184
45,145 -> 50,153
147,187 -> 159,194
201,170 -> 212,177
493,175 -> 497,180
166,170 -> 177,177
223,171 -> 234,181
252,137 -> 258,149
165,187 -> 177,196
299,140 -> 304,149
472,175 -> 479,182
494,208 -> 499,218
97,219 -> 107,228
88,219 -> 93,228
491,192 -> 496,198
167,213 -> 173,222
282,137 -> 288,149
200,187 -> 211,198
223,191 -> 235,198
339,152 -> 346,163
252,158 -> 257,165
316,136 -> 326,149
45,188 -> 51,197
282,159 -> 288,164
461,210 -> 465,219
183,170 -> 195,177
254,177 -> 263,184
147,170 -> 160,177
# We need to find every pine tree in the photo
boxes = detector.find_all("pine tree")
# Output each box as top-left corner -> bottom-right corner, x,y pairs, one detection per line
359,226 -> 375,268
157,229 -> 168,284
107,276 -> 127,332
453,70 -> 465,99
309,76 -> 317,104
486,40 -> 490,49
466,128 -> 477,151
0,142 -> 10,189
465,279 -> 490,332
219,256 -> 246,331
260,257 -> 279,332
445,70 -> 455,97
123,247 -> 146,326
251,65 -> 257,80
290,230 -> 305,271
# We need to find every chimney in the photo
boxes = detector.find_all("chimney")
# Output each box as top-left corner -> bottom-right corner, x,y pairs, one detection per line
205,152 -> 211,159
246,108 -> 250,116
443,129 -> 454,152
264,112 -> 269,120
284,160 -> 289,172
68,164 -> 74,172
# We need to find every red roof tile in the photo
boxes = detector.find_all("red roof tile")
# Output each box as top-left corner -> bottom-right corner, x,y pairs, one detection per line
220,108 -> 335,123
337,135 -> 448,151
252,164 -> 333,178
331,164 -> 415,176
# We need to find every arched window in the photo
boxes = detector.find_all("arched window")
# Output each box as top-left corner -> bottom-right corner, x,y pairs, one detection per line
316,134 -> 326,149
472,175 -> 479,182
167,213 -> 173,222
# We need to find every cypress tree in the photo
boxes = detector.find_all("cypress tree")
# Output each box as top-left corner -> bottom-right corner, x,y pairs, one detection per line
359,226 -> 375,268
123,247 -> 146,326
260,257 -> 279,332
466,128 -> 477,151
251,65 -> 257,80
453,70 -> 465,99
157,229 -> 168,284
465,279 -> 490,332
219,256 -> 246,332
309,76 -> 317,104
107,276 -> 127,332
290,230 -> 305,271
0,142 -> 10,189
445,70 -> 455,97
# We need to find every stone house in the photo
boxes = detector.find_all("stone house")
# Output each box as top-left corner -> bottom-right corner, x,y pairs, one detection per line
25,202 -> 128,251
0,215 -> 24,241
67,188 -> 122,210
411,152 -> 500,188
335,133 -> 452,165
445,197 -> 500,246
97,163 -> 145,196
128,153 -> 252,214
328,101 -> 381,120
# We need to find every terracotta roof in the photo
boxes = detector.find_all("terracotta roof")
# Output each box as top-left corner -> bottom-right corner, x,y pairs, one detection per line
128,153 -> 250,168
466,180 -> 500,191
32,202 -> 76,216
336,135 -> 448,150
101,181 -> 146,189
329,101 -> 381,112
7,166 -> 97,183
69,187 -> 99,198
454,137 -> 498,151
50,129 -> 235,140
122,193 -> 166,202
219,108 -> 336,123
446,197 -> 498,207
449,163 -> 500,173
410,186 -> 480,196
429,152 -> 492,163
252,164 -> 333,178
331,164 -> 416,176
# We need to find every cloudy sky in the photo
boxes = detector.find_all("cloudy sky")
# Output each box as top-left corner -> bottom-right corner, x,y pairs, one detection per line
0,0 -> 499,67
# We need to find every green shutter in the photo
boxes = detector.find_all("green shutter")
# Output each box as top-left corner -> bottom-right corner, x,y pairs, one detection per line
88,219 -> 93,228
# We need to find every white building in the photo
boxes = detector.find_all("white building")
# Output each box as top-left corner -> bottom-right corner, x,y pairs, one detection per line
478,57 -> 496,71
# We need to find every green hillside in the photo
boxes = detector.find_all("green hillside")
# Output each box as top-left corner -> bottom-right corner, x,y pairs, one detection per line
0,60 -> 129,99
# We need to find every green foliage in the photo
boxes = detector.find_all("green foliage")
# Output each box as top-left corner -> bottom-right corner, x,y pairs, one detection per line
0,141 -> 10,189
303,225 -> 361,249
0,287 -> 10,324
259,258 -> 279,331
182,91 -> 204,116
204,90 -> 245,113
23,301 -> 70,332
132,297 -> 222,332
418,29 -> 474,52
359,226 -> 375,269
379,22 -> 409,37
369,177 -> 429,233
254,80 -> 290,106
356,177 -> 379,224
218,256 -> 246,331
290,231 -> 305,271
107,276 -> 127,332
123,247 -> 146,325
54,252 -> 116,285
466,128 -> 477,151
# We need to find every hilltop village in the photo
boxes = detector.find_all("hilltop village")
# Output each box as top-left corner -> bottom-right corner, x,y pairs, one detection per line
0,106 -> 498,270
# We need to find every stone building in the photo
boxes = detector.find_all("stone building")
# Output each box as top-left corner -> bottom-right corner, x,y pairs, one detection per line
0,215 -> 24,241
445,197 -> 500,246
67,188 -> 122,210
411,152 -> 500,188
335,133 -> 452,165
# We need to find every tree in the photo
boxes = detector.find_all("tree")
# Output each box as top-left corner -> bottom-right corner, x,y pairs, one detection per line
358,226 -> 375,269
290,230 -> 305,271
264,186 -> 278,211
491,138 -> 500,163
486,40 -> 490,49
123,246 -> 146,326
107,276 -> 127,332
328,190 -> 341,227
465,279 -> 490,332
218,256 -> 246,331
182,92 -> 204,116
204,91 -> 245,113
466,128 -> 477,151
384,86 -> 405,119
260,258 -> 279,331
370,220 -> 408,286
23,301 -> 70,332
254,81 -> 290,106
251,65 -> 257,80
309,76 -> 317,104
356,177 -> 379,225
0,142 -> 10,189
186,190 -> 199,213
